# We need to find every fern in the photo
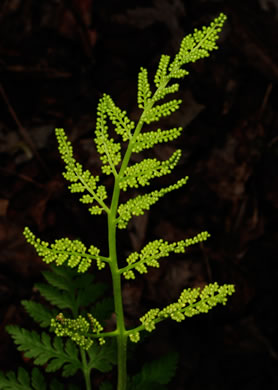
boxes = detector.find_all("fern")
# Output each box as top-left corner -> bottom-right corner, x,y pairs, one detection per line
1,13 -> 233,390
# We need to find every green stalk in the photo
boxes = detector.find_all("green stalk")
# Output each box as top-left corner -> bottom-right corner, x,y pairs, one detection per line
108,176 -> 127,390
81,349 -> 92,390
107,87 -> 169,390
73,302 -> 92,390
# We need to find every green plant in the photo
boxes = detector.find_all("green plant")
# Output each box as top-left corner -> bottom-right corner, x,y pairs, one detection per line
0,12 -> 234,390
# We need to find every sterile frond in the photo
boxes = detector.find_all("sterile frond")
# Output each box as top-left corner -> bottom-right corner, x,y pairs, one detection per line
6,326 -> 81,376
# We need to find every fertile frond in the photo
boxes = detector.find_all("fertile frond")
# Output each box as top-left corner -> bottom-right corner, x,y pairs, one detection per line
131,127 -> 183,153
94,96 -> 122,175
102,93 -> 135,141
152,83 -> 180,103
129,331 -> 141,343
137,67 -> 152,109
21,300 -> 56,328
131,352 -> 178,389
6,326 -> 81,377
119,150 -> 182,191
0,368 -> 46,390
23,227 -> 107,272
117,177 -> 188,229
142,99 -> 182,124
87,314 -> 105,345
121,231 -> 210,279
154,54 -> 171,88
139,283 -> 235,332
55,128 -> 109,215
51,313 -> 105,350
51,314 -> 93,350
169,13 -> 227,76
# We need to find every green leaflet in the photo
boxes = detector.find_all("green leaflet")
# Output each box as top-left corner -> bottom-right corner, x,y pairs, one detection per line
130,352 -> 178,389
21,300 -> 56,328
90,297 -> 114,323
0,368 -> 46,390
87,339 -> 117,372
99,382 -> 113,390
35,265 -> 108,312
49,380 -> 79,390
6,327 -> 81,377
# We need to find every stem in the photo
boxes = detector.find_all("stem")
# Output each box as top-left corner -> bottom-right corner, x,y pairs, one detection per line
106,81 -> 171,390
81,349 -> 92,390
105,70 -> 175,390
108,175 -> 128,390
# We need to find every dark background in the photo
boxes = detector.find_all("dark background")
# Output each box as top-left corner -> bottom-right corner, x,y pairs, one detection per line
0,0 -> 278,389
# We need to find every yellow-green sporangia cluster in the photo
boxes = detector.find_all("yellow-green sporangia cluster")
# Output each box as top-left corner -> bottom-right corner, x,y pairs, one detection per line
55,128 -> 109,216
117,177 -> 189,229
131,127 -> 183,153
51,313 -> 105,350
51,313 -> 106,349
23,227 -> 107,272
140,283 -> 235,332
119,149 -> 182,191
128,283 -> 234,344
121,231 -> 210,279
51,313 -> 93,350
